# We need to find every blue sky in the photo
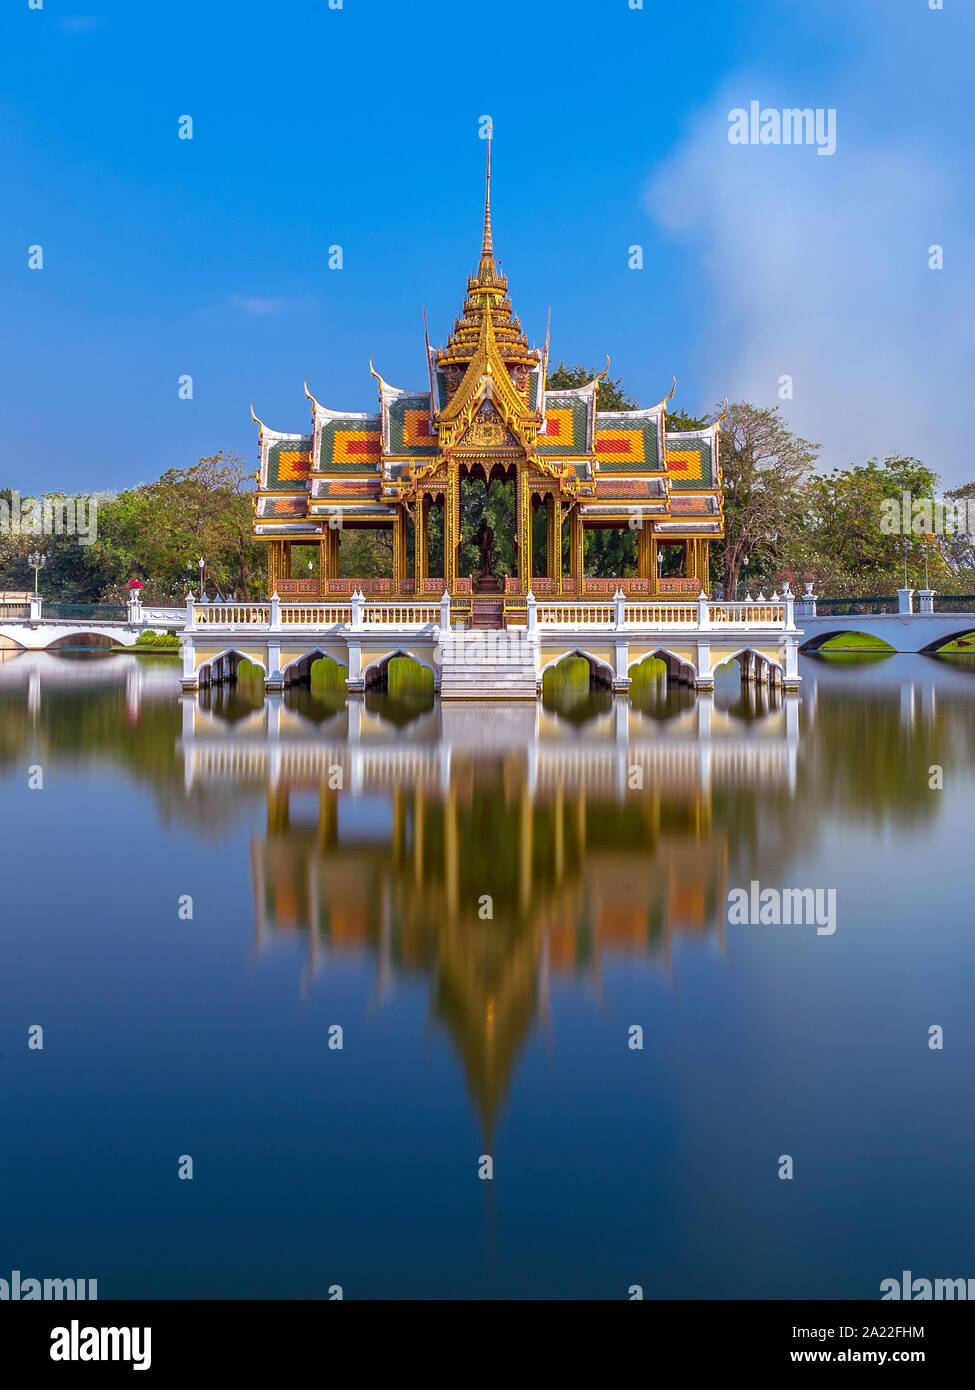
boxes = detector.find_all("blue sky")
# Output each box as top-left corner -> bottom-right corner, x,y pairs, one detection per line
2,0 -> 972,494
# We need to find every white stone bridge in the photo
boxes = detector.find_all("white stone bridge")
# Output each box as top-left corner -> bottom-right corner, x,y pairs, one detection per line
795,587 -> 975,653
0,595 -> 184,651
4,586 -> 972,698
174,588 -> 803,695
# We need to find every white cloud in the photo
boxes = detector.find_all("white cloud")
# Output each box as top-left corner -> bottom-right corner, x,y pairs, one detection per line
647,90 -> 974,484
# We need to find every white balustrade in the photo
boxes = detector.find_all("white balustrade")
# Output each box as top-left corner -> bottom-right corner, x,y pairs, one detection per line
178,595 -> 791,636
535,599 -> 788,630
186,599 -> 440,630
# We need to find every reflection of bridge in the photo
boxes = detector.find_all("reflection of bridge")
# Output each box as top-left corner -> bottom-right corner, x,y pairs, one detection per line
175,692 -> 801,1132
0,648 -> 179,719
178,691 -> 801,796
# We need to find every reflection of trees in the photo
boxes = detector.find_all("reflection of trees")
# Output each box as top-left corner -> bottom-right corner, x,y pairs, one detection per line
0,660 -> 260,833
799,675 -> 975,829
0,693 -> 31,769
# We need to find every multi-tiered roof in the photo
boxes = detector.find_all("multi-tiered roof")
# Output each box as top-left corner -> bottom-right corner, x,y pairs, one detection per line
252,139 -> 723,553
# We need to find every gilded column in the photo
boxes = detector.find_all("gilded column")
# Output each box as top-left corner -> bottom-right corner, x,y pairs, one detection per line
415,495 -> 429,588
392,510 -> 406,594
568,504 -> 584,596
638,521 -> 652,581
545,496 -> 561,585
444,470 -> 459,592
275,541 -> 292,593
513,466 -> 526,590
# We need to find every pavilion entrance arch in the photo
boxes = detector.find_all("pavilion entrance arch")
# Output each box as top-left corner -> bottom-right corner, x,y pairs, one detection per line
454,458 -> 518,593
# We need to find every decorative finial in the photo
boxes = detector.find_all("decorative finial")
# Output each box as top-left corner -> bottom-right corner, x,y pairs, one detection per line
423,305 -> 436,417
482,125 -> 492,258
249,400 -> 266,433
477,125 -> 497,284
666,374 -> 677,402
368,355 -> 387,403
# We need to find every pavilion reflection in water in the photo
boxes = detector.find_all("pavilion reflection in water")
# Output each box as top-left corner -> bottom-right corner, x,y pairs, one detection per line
178,692 -> 799,1129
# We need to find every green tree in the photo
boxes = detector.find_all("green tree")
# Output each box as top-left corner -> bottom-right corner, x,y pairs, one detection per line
943,480 -> 975,587
545,361 -> 638,412
716,403 -> 819,598
793,456 -> 947,597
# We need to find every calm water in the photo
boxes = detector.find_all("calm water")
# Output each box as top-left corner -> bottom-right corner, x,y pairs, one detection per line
1,648 -> 974,1299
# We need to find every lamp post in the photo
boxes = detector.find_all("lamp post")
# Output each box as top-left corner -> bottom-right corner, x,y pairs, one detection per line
742,554 -> 750,599
902,538 -> 909,590
198,555 -> 205,594
28,551 -> 48,595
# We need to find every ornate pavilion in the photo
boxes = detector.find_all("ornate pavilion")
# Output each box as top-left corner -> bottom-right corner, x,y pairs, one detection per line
252,139 -> 724,617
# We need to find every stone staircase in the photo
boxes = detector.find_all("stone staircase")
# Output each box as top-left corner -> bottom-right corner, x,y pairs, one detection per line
438,628 -> 539,700
471,599 -> 504,630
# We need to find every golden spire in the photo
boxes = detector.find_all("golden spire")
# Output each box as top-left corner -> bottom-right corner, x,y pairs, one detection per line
476,126 -> 497,285
423,304 -> 436,410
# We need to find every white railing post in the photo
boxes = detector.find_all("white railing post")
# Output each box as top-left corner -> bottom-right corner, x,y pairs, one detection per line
350,587 -> 364,629
527,590 -> 538,634
439,590 -> 451,630
696,589 -> 711,631
269,590 -> 281,627
181,636 -> 197,687
185,592 -> 197,629
784,637 -> 800,687
127,590 -> 143,625
613,588 -> 626,630
795,582 -> 817,619
780,581 -> 796,631
917,589 -> 935,615
897,587 -> 915,615
29,592 -> 43,623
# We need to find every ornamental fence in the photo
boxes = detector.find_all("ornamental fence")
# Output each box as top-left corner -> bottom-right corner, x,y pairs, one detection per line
43,602 -> 127,622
